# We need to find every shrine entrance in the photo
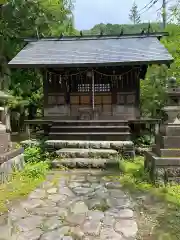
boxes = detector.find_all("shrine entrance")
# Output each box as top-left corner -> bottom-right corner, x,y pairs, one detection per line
93,70 -> 112,119
45,66 -> 141,120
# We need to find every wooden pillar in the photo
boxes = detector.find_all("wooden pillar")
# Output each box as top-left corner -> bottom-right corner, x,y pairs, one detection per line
92,70 -> 95,111
136,73 -> 140,118
42,69 -> 48,117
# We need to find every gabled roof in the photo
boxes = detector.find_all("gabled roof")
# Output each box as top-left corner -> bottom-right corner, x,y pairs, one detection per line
8,33 -> 173,68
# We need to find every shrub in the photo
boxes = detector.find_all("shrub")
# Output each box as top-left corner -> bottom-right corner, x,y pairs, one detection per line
134,134 -> 154,147
24,146 -> 42,163
20,161 -> 50,179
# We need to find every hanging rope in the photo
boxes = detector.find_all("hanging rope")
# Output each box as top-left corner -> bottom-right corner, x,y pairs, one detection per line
47,69 -> 89,77
93,67 -> 140,77
46,67 -> 140,79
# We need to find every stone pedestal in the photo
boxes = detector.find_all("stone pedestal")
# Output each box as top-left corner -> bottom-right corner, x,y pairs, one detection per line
145,79 -> 180,182
145,122 -> 180,182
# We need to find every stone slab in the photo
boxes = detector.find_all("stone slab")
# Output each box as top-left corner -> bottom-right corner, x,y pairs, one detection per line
145,151 -> 180,166
163,136 -> 180,148
158,149 -> 180,157
45,140 -> 134,150
165,125 -> 180,136
9,170 -> 138,240
0,147 -> 24,164
56,148 -> 118,158
145,151 -> 180,182
52,158 -> 118,169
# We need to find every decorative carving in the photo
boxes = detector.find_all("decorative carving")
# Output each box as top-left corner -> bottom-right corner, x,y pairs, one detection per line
78,84 -> 90,92
94,83 -> 110,92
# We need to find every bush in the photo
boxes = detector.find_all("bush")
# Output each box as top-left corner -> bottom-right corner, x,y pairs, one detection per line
23,144 -> 54,164
24,146 -> 43,163
20,161 -> 50,179
134,134 -> 154,147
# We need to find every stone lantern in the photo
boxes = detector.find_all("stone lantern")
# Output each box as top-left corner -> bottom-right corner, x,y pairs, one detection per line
0,90 -> 12,154
163,77 -> 180,123
0,90 -> 24,184
145,77 -> 180,182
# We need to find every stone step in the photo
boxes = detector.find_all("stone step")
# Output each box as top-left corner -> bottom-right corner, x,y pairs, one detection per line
156,148 -> 180,158
50,125 -> 130,133
51,119 -> 128,126
45,140 -> 135,158
49,132 -> 131,141
56,148 -> 118,158
52,157 -> 118,169
145,151 -> 180,167
31,140 -> 133,150
163,136 -> 180,148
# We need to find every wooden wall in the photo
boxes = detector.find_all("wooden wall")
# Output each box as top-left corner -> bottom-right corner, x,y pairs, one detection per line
43,66 -> 141,120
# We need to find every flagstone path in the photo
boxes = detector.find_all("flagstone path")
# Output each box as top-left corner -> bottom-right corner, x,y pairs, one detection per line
9,170 -> 138,240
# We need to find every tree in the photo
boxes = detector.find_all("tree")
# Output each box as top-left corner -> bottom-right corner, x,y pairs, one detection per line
129,1 -> 141,24
0,0 -> 75,131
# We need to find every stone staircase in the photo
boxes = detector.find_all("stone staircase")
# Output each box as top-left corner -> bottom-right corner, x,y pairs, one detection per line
48,120 -> 131,141
45,140 -> 135,169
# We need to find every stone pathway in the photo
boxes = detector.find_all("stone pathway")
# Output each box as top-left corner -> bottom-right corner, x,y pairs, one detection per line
8,170 -> 138,240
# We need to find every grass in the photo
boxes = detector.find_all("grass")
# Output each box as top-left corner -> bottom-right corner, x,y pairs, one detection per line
0,144 -> 67,214
119,157 -> 180,205
118,157 -> 180,240
0,161 -> 49,213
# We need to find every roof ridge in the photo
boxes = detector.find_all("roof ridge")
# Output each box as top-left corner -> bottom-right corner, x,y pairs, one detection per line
23,32 -> 169,42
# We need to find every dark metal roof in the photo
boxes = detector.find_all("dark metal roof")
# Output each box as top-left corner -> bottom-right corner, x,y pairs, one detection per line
8,35 -> 173,68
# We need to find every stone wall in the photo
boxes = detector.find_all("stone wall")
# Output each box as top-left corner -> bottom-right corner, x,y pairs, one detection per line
0,153 -> 24,184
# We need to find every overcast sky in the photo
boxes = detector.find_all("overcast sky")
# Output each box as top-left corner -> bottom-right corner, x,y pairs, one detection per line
74,0 -> 172,30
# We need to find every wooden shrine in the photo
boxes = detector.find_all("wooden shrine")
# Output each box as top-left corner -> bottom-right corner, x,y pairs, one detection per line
8,33 -> 173,141
44,66 -> 141,120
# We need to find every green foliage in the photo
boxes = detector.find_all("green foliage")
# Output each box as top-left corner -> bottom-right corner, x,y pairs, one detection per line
84,20 -> 180,118
0,0 -> 75,114
119,157 -> 180,239
134,134 -> 154,147
119,157 -> 150,182
0,161 -> 49,212
24,146 -> 42,163
24,143 -> 53,164
140,65 -> 168,118
84,22 -> 162,35
129,1 -> 141,24
20,161 -> 49,178
0,144 -> 51,212
119,157 -> 180,205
